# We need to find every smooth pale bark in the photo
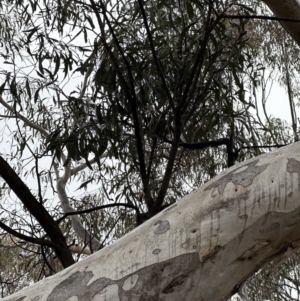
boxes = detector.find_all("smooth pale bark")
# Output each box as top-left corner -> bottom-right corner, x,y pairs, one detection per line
3,142 -> 300,300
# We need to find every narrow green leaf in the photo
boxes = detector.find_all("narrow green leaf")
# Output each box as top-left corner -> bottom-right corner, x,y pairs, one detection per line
25,79 -> 31,100
75,178 -> 94,191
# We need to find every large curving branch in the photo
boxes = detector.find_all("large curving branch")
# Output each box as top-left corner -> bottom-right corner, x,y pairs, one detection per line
262,0 -> 300,45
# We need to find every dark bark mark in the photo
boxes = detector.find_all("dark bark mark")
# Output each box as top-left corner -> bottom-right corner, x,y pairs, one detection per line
204,159 -> 269,194
154,220 -> 170,234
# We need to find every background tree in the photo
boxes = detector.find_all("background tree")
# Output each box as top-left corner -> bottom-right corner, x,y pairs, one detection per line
0,0 -> 300,299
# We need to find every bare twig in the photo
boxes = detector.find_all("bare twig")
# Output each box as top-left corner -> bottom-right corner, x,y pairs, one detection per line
0,95 -> 49,137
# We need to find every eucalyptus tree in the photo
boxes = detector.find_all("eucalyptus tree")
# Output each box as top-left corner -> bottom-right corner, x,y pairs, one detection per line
0,0 -> 299,299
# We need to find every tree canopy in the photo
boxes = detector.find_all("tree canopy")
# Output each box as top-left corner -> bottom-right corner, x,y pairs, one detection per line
0,0 -> 300,299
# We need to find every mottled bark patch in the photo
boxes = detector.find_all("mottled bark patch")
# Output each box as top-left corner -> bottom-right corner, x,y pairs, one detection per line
162,275 -> 188,294
47,271 -> 115,301
40,253 -> 202,301
287,158 -> 300,174
204,159 -> 269,194
152,248 -> 161,255
122,275 -> 139,290
154,220 -> 170,234
117,252 -> 201,300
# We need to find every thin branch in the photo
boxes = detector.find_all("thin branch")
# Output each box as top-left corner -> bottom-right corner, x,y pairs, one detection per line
99,213 -> 123,250
55,161 -> 101,251
0,95 -> 49,138
281,37 -> 298,142
40,245 -> 56,274
56,202 -> 138,224
221,14 -> 300,23
101,3 -> 152,206
0,155 -> 75,267
90,0 -> 152,207
70,152 -> 108,176
153,121 -> 181,214
35,156 -> 43,204
165,137 -> 287,151
78,58 -> 95,100
137,0 -> 175,111
239,144 -> 287,150
182,72 -> 214,125
164,137 -> 231,150
146,136 -> 157,179
0,220 -> 55,248
0,114 -> 16,118
180,3 -> 216,112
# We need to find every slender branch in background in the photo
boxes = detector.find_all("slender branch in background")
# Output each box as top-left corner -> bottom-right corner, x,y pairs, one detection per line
70,152 -> 108,176
78,56 -> 95,100
146,136 -> 157,180
69,51 -> 97,135
99,214 -> 123,250
0,221 -> 55,248
152,118 -> 181,214
35,156 -> 43,204
179,3 -> 215,112
144,0 -> 219,212
0,114 -> 17,118
56,203 -> 138,224
282,35 -> 298,142
241,144 -> 287,150
137,0 -> 175,111
165,137 -> 287,167
0,95 -> 49,138
0,155 -> 74,267
164,137 -> 232,150
259,69 -> 279,144
40,245 -> 56,274
222,12 -> 300,46
182,72 -> 214,125
221,14 -> 300,23
91,0 -> 153,208
251,70 -> 278,149
11,102 -> 44,204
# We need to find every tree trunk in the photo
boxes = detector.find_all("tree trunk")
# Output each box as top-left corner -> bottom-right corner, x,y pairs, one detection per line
4,142 -> 300,300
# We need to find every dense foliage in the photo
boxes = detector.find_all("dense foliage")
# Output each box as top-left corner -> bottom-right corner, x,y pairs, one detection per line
0,0 -> 299,298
